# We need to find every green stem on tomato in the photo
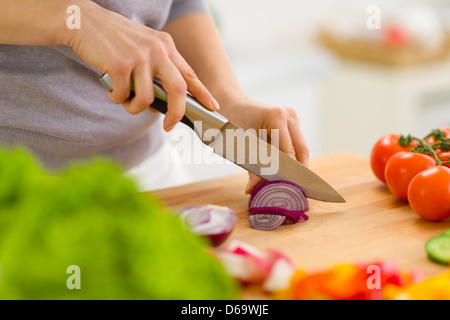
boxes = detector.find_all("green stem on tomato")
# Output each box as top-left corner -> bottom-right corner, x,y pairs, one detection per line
432,139 -> 450,151
423,129 -> 447,141
398,134 -> 414,147
409,135 -> 450,166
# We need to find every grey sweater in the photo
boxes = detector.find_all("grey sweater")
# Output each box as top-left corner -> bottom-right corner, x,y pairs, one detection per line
0,0 -> 207,170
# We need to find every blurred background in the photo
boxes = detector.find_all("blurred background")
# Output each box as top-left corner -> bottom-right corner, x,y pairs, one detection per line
161,0 -> 450,188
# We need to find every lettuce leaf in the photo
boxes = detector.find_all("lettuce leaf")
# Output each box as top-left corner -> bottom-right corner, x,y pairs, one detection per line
0,149 -> 238,299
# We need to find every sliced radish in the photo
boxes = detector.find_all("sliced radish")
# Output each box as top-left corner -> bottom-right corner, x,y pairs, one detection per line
215,251 -> 268,285
262,258 -> 295,292
226,239 -> 273,277
216,240 -> 295,290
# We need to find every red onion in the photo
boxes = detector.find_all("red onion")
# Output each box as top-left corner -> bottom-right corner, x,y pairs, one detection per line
248,214 -> 285,231
248,207 -> 308,224
175,205 -> 236,246
248,180 -> 309,230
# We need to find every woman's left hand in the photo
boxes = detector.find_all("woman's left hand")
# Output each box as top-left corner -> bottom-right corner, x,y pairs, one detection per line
219,98 -> 310,194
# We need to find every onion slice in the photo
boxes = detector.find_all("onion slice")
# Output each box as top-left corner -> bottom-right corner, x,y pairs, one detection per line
175,205 -> 236,246
248,207 -> 308,224
248,214 -> 285,231
248,180 -> 309,230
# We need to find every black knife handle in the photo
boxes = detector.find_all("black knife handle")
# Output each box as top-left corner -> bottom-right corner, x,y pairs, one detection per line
99,73 -> 227,138
99,73 -> 194,130
148,95 -> 195,131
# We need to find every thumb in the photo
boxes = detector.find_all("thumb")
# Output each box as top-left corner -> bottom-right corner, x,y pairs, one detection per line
245,173 -> 263,195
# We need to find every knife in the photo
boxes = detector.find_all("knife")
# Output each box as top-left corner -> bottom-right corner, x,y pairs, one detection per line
99,73 -> 345,203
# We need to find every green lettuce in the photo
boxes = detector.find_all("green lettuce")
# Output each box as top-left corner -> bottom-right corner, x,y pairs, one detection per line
0,148 -> 238,299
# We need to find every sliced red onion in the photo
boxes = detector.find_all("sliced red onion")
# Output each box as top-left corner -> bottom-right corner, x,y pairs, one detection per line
248,180 -> 309,230
250,180 -> 309,211
177,206 -> 211,226
248,214 -> 285,231
175,205 -> 236,246
248,207 -> 308,224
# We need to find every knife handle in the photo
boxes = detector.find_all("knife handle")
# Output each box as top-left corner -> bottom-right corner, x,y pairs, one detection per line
147,95 -> 196,132
99,73 -> 228,141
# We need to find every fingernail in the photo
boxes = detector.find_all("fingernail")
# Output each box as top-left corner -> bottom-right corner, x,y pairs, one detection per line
211,97 -> 220,110
164,124 -> 176,132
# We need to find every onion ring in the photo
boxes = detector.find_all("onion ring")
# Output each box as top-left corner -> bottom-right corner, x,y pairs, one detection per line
248,180 -> 309,230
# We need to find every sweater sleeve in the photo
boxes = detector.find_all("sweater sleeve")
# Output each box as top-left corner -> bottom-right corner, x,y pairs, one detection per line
167,0 -> 209,23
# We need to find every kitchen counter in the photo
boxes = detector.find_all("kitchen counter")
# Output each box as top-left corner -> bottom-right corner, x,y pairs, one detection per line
153,153 -> 450,299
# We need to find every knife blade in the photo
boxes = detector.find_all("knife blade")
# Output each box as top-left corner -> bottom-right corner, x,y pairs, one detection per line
211,122 -> 345,203
99,73 -> 345,203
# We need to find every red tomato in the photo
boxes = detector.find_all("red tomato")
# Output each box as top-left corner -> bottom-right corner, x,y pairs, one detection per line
424,127 -> 450,145
422,128 -> 450,168
407,166 -> 450,222
436,150 -> 450,168
370,134 -> 418,183
385,152 -> 436,202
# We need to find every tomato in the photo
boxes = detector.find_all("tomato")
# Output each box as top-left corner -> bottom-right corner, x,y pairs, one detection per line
384,152 -> 436,202
436,150 -> 450,168
407,166 -> 450,222
370,134 -> 418,183
424,127 -> 450,145
423,128 -> 450,168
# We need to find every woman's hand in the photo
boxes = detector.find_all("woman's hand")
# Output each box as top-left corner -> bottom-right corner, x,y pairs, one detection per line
162,14 -> 310,193
220,98 -> 310,194
65,1 -> 219,131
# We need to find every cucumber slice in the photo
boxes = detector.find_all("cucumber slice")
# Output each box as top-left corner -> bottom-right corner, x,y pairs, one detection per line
426,236 -> 450,265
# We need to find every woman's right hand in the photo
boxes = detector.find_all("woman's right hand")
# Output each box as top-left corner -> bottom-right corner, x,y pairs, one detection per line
65,1 -> 219,131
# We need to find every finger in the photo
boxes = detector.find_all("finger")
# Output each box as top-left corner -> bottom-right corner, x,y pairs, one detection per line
245,172 -> 263,195
171,52 -> 220,111
155,63 -> 187,132
275,122 -> 297,161
106,70 -> 132,104
287,115 -> 310,167
121,67 -> 154,115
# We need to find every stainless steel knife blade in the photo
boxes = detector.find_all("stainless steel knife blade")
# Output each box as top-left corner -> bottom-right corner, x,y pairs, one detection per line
209,122 -> 345,203
98,73 -> 345,203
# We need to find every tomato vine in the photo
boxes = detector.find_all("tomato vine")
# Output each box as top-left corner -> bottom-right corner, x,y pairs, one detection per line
405,129 -> 450,166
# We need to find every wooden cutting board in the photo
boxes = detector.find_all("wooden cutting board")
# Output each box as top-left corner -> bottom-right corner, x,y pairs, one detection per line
153,153 -> 450,298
